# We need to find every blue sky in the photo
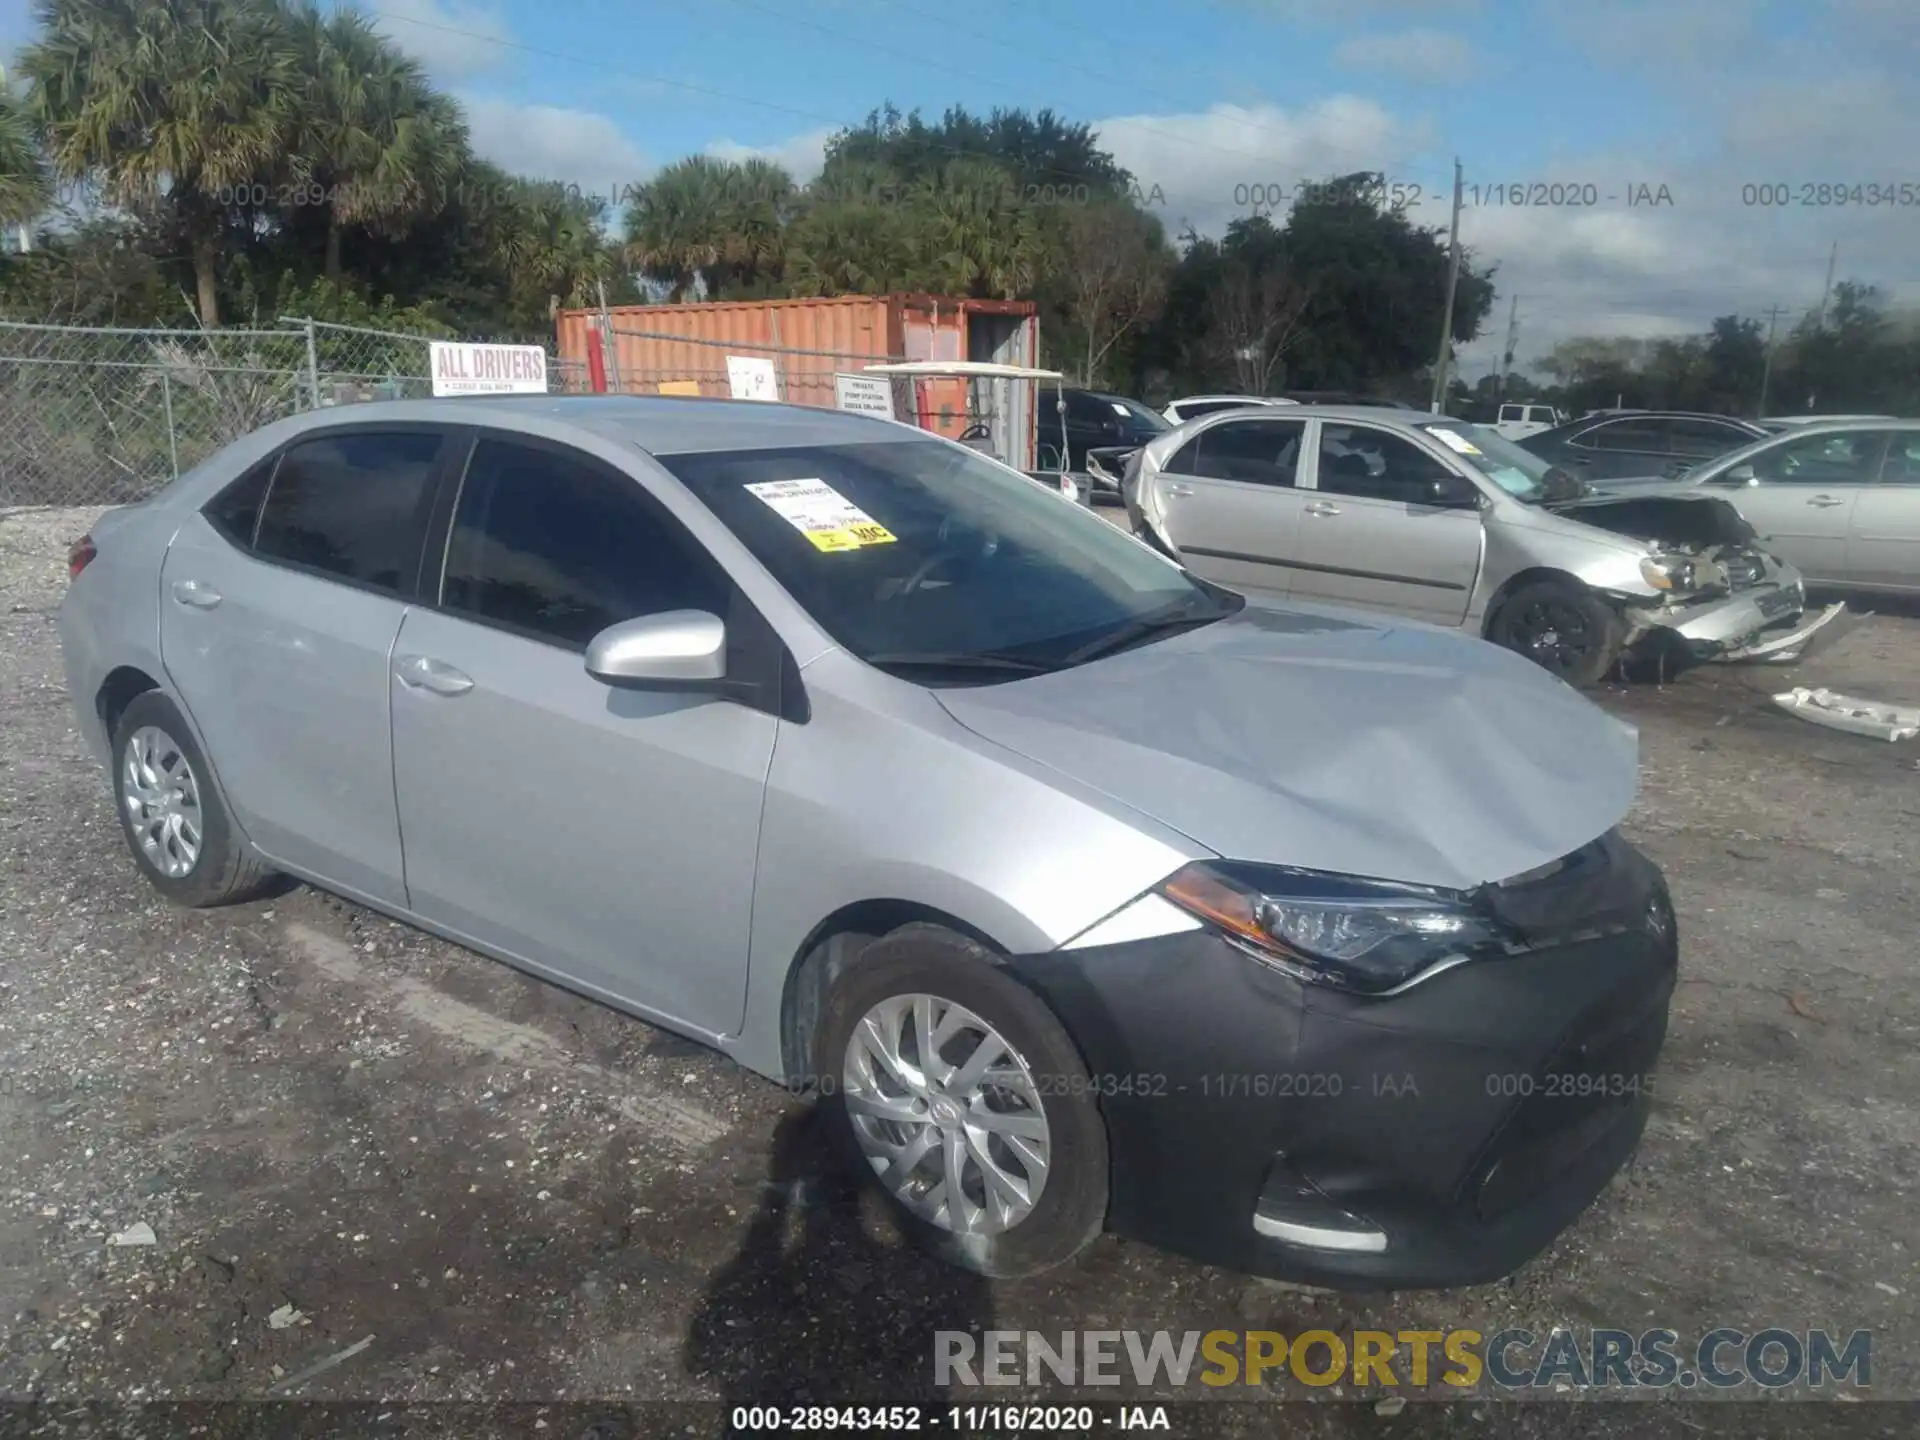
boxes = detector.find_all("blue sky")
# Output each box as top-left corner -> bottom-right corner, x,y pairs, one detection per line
5,0 -> 1918,369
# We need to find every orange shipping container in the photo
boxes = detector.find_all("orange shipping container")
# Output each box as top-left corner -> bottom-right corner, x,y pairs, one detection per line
554,294 -> 1043,467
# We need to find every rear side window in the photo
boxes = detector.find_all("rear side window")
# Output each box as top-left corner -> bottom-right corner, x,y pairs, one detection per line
1575,419 -> 1666,453
1163,419 -> 1307,485
440,436 -> 731,649
203,456 -> 276,548
1499,405 -> 1523,423
253,430 -> 444,593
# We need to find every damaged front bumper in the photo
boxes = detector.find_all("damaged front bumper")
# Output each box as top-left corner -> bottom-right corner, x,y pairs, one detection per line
1619,557 -> 1835,663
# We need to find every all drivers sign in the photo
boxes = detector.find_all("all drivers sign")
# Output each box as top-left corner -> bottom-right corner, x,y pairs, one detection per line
430,341 -> 549,396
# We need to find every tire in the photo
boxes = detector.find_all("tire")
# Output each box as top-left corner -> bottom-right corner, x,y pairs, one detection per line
815,924 -> 1109,1279
1487,579 -> 1623,688
110,690 -> 277,907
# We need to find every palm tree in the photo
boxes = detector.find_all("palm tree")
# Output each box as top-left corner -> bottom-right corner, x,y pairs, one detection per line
911,159 -> 1041,301
0,86 -> 51,231
21,0 -> 302,325
715,157 -> 795,296
288,6 -> 468,283
496,177 -> 616,318
624,155 -> 734,300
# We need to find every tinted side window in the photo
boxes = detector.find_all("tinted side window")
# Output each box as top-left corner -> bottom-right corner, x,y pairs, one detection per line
441,437 -> 731,649
1317,426 -> 1454,502
1574,419 -> 1667,453
1752,430 -> 1887,485
203,456 -> 276,548
1064,391 -> 1108,425
253,431 -> 443,592
1166,419 -> 1306,485
1881,434 -> 1920,484
1499,405 -> 1523,423
1667,418 -> 1755,457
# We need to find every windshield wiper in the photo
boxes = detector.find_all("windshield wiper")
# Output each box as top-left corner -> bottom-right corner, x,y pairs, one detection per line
1059,603 -> 1236,666
862,650 -> 1053,675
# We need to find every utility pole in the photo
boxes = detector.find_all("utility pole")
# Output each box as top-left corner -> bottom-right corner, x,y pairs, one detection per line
1494,293 -> 1519,405
1815,241 -> 1837,329
1757,303 -> 1785,417
1429,157 -> 1464,413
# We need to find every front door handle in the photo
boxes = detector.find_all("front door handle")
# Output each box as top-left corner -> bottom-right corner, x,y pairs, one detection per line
1805,495 -> 1845,508
1164,483 -> 1194,497
395,654 -> 474,696
1305,501 -> 1341,517
170,580 -> 222,610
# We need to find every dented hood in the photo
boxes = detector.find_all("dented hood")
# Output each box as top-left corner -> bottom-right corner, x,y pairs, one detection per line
936,601 -> 1640,892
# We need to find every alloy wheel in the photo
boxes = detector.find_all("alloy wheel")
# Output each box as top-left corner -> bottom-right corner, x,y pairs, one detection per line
122,725 -> 203,878
841,993 -> 1052,1236
1513,598 -> 1598,675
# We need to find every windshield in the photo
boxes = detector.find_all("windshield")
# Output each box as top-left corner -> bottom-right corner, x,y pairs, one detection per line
1419,422 -> 1557,501
658,439 -> 1238,682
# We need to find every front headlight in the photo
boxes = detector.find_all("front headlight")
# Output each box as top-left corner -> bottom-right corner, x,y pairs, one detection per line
1158,862 -> 1508,996
1639,553 -> 1696,592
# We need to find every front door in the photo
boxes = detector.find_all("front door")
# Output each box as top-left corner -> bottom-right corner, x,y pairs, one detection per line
158,427 -> 450,906
1151,416 -> 1311,599
388,433 -> 777,1036
1286,421 -> 1482,626
1845,431 -> 1920,591
1721,429 -> 1887,582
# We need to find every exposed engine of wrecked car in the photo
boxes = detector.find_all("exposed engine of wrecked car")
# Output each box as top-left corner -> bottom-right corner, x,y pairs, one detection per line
1548,493 -> 1773,600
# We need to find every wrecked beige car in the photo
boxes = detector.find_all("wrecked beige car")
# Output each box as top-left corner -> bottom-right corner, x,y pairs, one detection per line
1122,407 -> 1840,686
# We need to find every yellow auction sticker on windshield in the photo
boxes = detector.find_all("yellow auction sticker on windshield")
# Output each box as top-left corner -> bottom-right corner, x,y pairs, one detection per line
745,478 -> 897,552
1431,428 -> 1484,456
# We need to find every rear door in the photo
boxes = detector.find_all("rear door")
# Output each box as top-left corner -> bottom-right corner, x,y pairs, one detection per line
1286,422 -> 1482,625
158,427 -> 451,906
1727,429 -> 1887,582
1844,431 -> 1920,591
1562,417 -> 1672,480
1151,416 -> 1310,598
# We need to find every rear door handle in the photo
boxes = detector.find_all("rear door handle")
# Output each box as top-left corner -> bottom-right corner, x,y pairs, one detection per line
170,580 -> 222,609
394,654 -> 474,696
1305,501 -> 1341,517
1164,484 -> 1194,497
1806,495 -> 1845,508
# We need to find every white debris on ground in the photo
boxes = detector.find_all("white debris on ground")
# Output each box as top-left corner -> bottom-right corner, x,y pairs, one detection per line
1773,687 -> 1920,742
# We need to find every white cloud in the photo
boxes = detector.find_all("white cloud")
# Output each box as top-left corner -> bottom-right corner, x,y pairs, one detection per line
1093,98 -> 1438,237
705,127 -> 837,185
1334,27 -> 1482,84
458,95 -> 651,205
371,0 -> 516,80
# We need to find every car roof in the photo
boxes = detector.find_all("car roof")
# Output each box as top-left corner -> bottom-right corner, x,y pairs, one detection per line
1189,403 -> 1457,428
261,394 -> 916,456
1171,394 -> 1291,405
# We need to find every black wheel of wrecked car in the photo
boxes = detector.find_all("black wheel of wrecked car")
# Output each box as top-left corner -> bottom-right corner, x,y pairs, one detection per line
815,924 -> 1109,1279
1489,579 -> 1622,688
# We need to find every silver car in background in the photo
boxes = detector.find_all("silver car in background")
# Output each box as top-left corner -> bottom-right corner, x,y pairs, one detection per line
1598,420 -> 1920,594
61,396 -> 1678,1291
1125,405 -> 1825,686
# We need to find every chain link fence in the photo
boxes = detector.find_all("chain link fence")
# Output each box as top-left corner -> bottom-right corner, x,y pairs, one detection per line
0,317 -> 584,508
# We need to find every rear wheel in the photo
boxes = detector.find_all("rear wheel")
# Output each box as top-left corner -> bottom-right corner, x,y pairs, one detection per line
110,691 -> 276,907
815,925 -> 1108,1278
1488,579 -> 1623,688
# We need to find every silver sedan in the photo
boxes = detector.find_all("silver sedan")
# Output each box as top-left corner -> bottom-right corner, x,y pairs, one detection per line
1600,421 -> 1920,594
1125,405 -> 1826,686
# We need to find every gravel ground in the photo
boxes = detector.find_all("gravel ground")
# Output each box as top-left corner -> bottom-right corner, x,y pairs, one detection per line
2,503 -> 1917,1439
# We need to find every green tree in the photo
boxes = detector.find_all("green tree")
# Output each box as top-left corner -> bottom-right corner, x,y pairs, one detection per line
285,5 -> 468,284
624,155 -> 735,300
0,88 -> 51,228
21,0 -> 304,326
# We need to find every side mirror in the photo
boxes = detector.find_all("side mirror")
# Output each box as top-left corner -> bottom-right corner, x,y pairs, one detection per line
585,610 -> 727,687
1425,474 -> 1481,508
1713,463 -> 1758,487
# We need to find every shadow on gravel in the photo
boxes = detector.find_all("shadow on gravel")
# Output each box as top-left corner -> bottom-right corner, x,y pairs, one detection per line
685,1106 -> 992,1435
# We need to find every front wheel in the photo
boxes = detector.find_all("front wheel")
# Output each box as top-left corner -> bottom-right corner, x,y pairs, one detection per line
1488,579 -> 1623,688
815,925 -> 1109,1278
